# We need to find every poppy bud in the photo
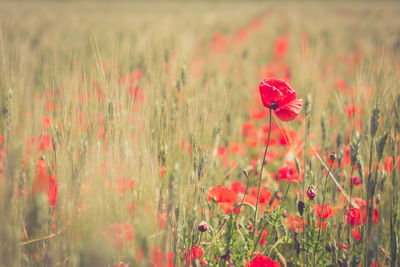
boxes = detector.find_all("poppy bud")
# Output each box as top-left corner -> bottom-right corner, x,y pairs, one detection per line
339,243 -> 348,250
325,243 -> 333,252
337,183 -> 345,192
282,210 -> 287,217
351,176 -> 362,186
375,194 -> 380,205
242,168 -> 249,178
294,230 -> 300,256
198,221 -> 208,232
298,200 -> 305,216
221,248 -> 231,261
307,186 -> 317,200
329,152 -> 337,162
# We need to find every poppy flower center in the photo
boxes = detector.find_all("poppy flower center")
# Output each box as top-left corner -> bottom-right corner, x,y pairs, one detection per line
269,102 -> 278,110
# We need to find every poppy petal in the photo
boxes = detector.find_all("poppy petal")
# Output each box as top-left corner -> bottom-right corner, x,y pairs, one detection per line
274,98 -> 303,121
259,79 -> 283,108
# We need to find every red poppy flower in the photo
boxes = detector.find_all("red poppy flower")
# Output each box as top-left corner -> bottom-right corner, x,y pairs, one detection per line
346,206 -> 378,226
259,79 -> 302,121
246,253 -> 281,267
351,176 -> 362,186
276,162 -> 300,182
285,214 -> 304,232
151,248 -> 174,267
230,182 -> 246,194
207,186 -> 239,214
184,245 -> 204,266
273,36 -> 289,60
32,158 -> 58,206
38,133 -> 53,151
259,230 -> 268,245
248,187 -> 272,206
207,186 -> 238,204
351,228 -> 361,240
314,203 -> 337,219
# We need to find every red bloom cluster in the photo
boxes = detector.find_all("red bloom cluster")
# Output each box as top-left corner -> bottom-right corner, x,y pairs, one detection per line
207,183 -> 278,215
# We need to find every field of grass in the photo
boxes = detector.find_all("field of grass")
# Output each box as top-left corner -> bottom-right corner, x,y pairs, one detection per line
1,1 -> 400,266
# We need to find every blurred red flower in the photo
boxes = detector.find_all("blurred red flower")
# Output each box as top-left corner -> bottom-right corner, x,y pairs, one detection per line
346,206 -> 378,226
230,182 -> 246,194
351,228 -> 361,240
276,162 -> 300,182
207,186 -> 239,214
184,245 -> 204,266
259,230 -> 268,245
314,203 -> 337,219
38,133 -> 53,151
151,248 -> 174,267
207,186 -> 237,204
285,214 -> 303,232
246,253 -> 281,267
259,79 -> 302,121
103,223 -> 134,249
32,158 -> 58,206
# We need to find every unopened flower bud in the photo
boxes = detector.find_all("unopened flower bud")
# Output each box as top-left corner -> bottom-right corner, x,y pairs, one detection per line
375,194 -> 380,205
275,191 -> 282,200
339,243 -> 348,250
329,152 -> 337,162
198,221 -> 208,232
337,183 -> 345,192
282,210 -> 287,217
351,176 -> 362,186
298,200 -> 305,216
307,186 -> 317,200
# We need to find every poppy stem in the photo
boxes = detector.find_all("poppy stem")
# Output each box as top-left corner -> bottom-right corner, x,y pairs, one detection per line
253,108 -> 272,241
347,165 -> 355,252
233,171 -> 250,227
317,160 -> 334,242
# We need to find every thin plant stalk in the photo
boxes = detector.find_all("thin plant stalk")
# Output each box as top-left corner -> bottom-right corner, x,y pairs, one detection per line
317,160 -> 334,242
313,160 -> 334,267
253,108 -> 272,240
347,165 -> 355,252
364,136 -> 374,267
